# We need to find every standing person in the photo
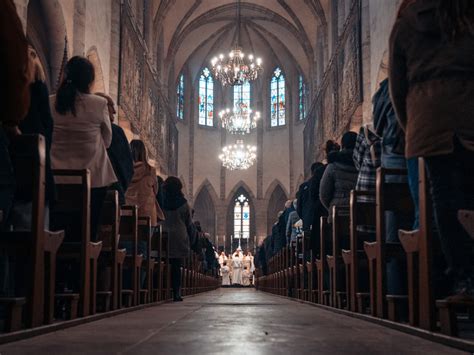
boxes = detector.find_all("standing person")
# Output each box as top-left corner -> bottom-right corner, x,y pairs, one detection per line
319,132 -> 358,227
231,250 -> 243,285
125,140 -> 164,288
50,56 -> 117,241
221,261 -> 231,286
389,0 -> 474,300
11,46 -> 55,229
162,176 -> 194,301
0,0 -> 30,229
95,93 -> 133,206
286,199 -> 300,244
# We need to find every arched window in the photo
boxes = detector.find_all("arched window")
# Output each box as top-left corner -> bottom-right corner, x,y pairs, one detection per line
233,82 -> 251,114
234,194 -> 250,240
176,73 -> 184,120
198,67 -> 214,126
299,75 -> 306,121
270,67 -> 286,127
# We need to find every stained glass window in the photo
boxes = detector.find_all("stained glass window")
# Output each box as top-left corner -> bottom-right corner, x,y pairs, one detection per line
233,82 -> 251,114
176,74 -> 184,120
299,75 -> 306,121
198,67 -> 214,126
270,67 -> 285,127
234,194 -> 250,239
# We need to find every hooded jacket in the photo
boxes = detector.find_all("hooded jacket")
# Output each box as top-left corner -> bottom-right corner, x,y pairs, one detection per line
319,149 -> 358,223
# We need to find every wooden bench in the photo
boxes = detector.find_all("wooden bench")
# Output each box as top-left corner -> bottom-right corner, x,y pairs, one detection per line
398,159 -> 436,329
52,169 -> 102,318
119,205 -> 142,307
138,216 -> 153,304
96,190 -> 126,311
160,231 -> 171,301
364,168 -> 413,319
151,225 -> 162,302
316,216 -> 331,305
0,135 -> 64,330
344,190 -> 375,313
326,206 -> 349,309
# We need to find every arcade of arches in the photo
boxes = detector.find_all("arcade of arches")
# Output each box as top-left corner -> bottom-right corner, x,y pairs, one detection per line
2,0 -> 474,353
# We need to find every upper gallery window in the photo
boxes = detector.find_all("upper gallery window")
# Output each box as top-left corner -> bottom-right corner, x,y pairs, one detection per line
176,73 -> 184,120
198,67 -> 214,127
270,67 -> 286,127
299,75 -> 306,121
233,81 -> 251,114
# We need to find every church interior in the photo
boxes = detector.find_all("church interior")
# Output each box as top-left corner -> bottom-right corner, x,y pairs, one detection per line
1,0 -> 474,353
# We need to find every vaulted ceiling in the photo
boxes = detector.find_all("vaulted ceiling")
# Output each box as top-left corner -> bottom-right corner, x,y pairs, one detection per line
151,0 -> 330,85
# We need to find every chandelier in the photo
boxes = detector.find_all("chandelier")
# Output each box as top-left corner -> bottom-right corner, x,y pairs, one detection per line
219,140 -> 257,170
210,0 -> 263,86
219,105 -> 260,135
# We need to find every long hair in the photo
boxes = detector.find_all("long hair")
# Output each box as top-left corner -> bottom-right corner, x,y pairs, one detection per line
163,176 -> 183,195
55,56 -> 95,116
436,0 -> 474,40
27,45 -> 46,83
130,139 -> 149,164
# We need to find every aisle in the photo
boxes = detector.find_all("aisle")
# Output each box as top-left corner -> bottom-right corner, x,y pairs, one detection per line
0,289 -> 465,354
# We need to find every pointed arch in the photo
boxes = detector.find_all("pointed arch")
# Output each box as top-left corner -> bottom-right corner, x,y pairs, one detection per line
193,180 -> 218,240
265,181 -> 289,234
225,182 -> 256,253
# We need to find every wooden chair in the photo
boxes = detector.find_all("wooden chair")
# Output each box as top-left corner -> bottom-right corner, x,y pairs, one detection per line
119,205 -> 142,307
52,169 -> 102,318
96,191 -> 126,311
344,190 -> 375,313
398,159 -> 436,329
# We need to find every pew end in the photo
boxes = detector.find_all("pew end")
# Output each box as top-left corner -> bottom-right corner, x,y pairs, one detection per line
0,298 -> 26,332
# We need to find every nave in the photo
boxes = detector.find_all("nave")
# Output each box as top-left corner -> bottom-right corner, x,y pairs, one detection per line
0,288 -> 464,355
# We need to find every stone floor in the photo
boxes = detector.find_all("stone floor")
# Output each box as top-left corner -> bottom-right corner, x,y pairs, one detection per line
0,289 -> 467,354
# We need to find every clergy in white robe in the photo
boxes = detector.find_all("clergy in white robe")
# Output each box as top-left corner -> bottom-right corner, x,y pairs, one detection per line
231,253 -> 243,285
242,267 -> 252,286
221,263 -> 231,286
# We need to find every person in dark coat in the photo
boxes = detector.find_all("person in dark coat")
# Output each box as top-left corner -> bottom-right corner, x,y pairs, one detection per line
162,176 -> 195,301
272,211 -> 285,254
389,0 -> 474,300
11,46 -> 55,229
319,132 -> 358,224
0,0 -> 29,230
95,93 -> 134,206
297,162 -> 324,234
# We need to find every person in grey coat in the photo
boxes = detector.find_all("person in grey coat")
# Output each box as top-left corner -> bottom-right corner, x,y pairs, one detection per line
286,199 -> 300,244
319,132 -> 358,224
162,176 -> 195,301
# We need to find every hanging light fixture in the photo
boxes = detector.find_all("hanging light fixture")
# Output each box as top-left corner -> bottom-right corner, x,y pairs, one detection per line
219,140 -> 257,170
219,105 -> 260,135
210,0 -> 263,86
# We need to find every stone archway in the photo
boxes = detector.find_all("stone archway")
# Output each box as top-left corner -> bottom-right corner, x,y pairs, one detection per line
26,0 -> 67,91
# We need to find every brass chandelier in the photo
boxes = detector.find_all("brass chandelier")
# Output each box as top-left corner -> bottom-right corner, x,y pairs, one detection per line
219,140 -> 257,170
210,0 -> 263,86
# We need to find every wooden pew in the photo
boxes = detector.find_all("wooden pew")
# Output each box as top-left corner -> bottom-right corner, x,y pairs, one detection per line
161,231 -> 171,301
138,216 -> 152,304
151,226 -> 162,302
119,205 -> 142,307
364,168 -> 413,319
343,190 -> 375,313
316,216 -> 331,305
96,191 -> 126,311
52,169 -> 102,318
326,206 -> 350,309
0,135 -> 61,330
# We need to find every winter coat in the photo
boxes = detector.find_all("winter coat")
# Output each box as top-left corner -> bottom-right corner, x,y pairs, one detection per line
272,222 -> 285,255
50,93 -> 117,188
125,162 -> 164,225
319,149 -> 358,223
309,165 -> 328,229
389,0 -> 474,158
19,81 -> 55,203
107,124 -> 134,204
162,193 -> 194,259
286,210 -> 300,243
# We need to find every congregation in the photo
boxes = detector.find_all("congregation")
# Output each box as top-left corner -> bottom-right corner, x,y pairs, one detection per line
218,250 -> 255,287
